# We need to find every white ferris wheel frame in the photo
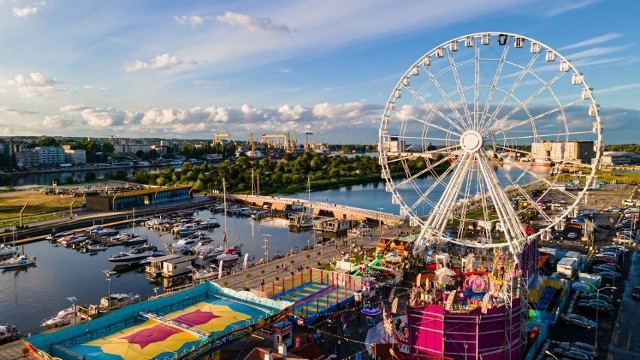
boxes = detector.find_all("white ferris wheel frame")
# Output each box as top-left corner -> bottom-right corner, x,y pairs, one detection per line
378,31 -> 603,257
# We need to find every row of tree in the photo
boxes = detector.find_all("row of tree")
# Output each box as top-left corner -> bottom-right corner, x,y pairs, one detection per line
123,152 -> 441,195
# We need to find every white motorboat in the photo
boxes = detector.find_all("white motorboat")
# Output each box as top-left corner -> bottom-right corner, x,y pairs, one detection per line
83,242 -> 108,253
108,245 -> 165,264
0,254 -> 36,270
215,246 -> 242,262
177,223 -> 197,236
98,293 -> 141,312
190,264 -> 221,282
45,230 -> 75,242
197,218 -> 220,229
41,306 -> 76,328
96,228 -> 119,237
57,234 -> 88,247
0,244 -> 18,259
167,233 -> 206,254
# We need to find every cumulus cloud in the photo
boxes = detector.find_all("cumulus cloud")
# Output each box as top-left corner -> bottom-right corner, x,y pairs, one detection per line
75,108 -> 143,127
216,11 -> 293,34
12,2 -> 45,17
174,15 -> 212,28
7,73 -> 69,99
125,53 -> 184,72
43,115 -> 75,128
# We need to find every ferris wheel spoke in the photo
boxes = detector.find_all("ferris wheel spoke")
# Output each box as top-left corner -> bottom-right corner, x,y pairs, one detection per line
425,153 -> 475,231
424,66 -> 471,130
494,73 -> 568,134
395,151 -> 460,189
406,155 -> 462,215
479,40 -> 509,132
475,150 -> 526,258
447,48 -> 473,129
481,45 -> 543,130
401,86 -> 467,134
491,97 -> 582,134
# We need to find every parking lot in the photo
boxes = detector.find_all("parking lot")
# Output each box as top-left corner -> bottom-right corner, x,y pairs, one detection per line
537,184 -> 639,359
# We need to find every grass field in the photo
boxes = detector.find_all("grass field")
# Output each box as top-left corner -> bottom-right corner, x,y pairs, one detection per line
0,189 -> 78,228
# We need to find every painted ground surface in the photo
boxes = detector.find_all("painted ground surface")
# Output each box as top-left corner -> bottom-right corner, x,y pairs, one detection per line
67,297 -> 266,360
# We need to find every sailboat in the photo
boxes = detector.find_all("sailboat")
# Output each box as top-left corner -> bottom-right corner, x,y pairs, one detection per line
217,179 -> 242,264
121,208 -> 148,246
289,176 -> 314,229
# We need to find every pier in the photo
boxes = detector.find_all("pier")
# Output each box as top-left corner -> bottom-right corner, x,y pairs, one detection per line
223,194 -> 406,225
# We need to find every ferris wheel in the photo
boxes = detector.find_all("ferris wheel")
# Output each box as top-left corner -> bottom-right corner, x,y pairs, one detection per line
379,32 -> 603,257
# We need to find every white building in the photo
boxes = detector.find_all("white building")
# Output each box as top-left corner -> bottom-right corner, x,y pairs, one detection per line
38,146 -> 65,166
601,151 -> 640,165
65,149 -> 87,165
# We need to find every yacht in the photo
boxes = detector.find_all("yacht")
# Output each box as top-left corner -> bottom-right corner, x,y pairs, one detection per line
0,244 -> 18,259
41,307 -> 76,328
98,293 -> 141,312
0,254 -> 36,270
108,245 -> 165,265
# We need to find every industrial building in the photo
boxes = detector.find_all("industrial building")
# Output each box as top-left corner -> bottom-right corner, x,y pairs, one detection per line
84,185 -> 192,211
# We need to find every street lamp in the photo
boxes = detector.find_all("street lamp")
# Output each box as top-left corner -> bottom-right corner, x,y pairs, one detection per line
102,270 -> 117,310
584,283 -> 617,352
544,350 -> 559,360
262,234 -> 270,282
377,207 -> 384,240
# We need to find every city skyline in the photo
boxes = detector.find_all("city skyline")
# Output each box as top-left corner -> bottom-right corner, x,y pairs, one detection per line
1,0 -> 639,144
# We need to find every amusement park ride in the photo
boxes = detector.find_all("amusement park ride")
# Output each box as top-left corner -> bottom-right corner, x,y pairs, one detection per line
377,32 -> 603,359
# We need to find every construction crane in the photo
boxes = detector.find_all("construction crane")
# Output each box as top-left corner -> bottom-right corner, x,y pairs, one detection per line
213,132 -> 232,145
259,133 -> 295,153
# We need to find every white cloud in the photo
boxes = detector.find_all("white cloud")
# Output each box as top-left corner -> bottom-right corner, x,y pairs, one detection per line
541,0 -> 600,17
125,53 -> 184,72
12,2 -> 44,18
216,11 -> 293,34
174,15 -> 208,28
43,115 -> 74,128
560,33 -> 622,51
78,108 -> 142,127
7,73 -> 69,99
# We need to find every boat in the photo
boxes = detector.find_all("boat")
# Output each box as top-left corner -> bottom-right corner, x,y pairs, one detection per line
96,228 -> 119,237
197,218 -> 220,229
167,237 -> 199,254
0,324 -> 21,343
45,230 -> 75,242
108,245 -> 165,264
82,242 -> 108,253
122,235 -> 149,246
179,223 -> 198,235
98,293 -> 141,312
0,254 -> 36,270
57,234 -> 88,247
0,244 -> 18,259
41,307 -> 76,328
189,264 -> 223,282
215,245 -> 242,262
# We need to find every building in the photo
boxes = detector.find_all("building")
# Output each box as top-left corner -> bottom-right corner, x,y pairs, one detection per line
38,146 -> 65,167
531,141 -> 596,164
15,149 -> 40,168
600,151 -> 640,165
65,148 -> 86,165
84,185 -> 192,211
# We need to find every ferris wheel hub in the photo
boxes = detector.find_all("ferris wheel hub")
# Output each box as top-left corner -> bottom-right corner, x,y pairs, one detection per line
460,130 -> 483,153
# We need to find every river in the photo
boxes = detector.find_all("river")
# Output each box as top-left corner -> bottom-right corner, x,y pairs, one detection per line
0,166 -> 544,334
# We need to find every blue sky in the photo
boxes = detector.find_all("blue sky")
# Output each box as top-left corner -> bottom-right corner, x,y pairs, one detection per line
0,0 -> 638,144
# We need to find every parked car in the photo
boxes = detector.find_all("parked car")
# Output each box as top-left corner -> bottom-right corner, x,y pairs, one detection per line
552,230 -> 567,240
567,232 -> 579,239
591,270 -> 621,280
553,341 -> 597,358
632,286 -> 640,301
577,301 -> 612,314
592,263 -> 620,272
560,313 -> 596,329
579,292 -> 613,303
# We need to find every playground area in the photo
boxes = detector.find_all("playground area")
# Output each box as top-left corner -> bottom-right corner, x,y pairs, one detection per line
25,282 -> 292,360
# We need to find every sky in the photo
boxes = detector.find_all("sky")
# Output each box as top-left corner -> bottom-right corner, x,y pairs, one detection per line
0,0 -> 638,145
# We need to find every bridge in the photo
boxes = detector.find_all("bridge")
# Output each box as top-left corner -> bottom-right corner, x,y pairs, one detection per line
223,194 -> 406,225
